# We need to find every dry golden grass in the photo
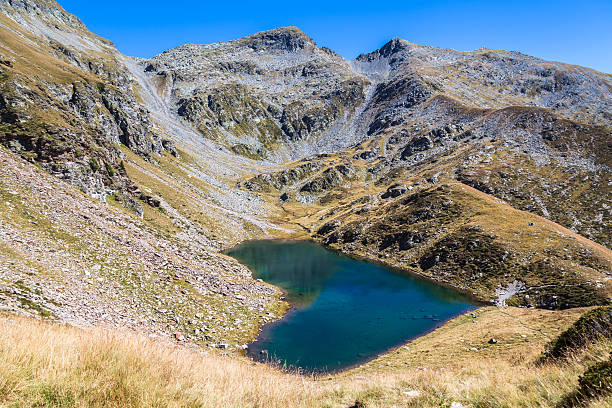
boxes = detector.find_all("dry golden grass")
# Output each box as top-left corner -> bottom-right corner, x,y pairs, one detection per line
0,314 -> 336,408
352,306 -> 589,372
1,309 -> 610,408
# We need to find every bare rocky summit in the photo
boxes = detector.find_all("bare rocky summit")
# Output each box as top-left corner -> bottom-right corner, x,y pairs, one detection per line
145,26 -> 370,161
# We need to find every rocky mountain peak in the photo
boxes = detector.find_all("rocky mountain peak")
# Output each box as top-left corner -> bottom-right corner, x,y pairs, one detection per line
239,26 -> 317,53
355,38 -> 416,62
379,38 -> 414,57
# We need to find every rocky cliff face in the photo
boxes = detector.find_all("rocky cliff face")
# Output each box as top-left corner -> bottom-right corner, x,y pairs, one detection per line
237,36 -> 611,248
142,28 -> 611,246
0,0 -> 166,204
143,27 -> 371,161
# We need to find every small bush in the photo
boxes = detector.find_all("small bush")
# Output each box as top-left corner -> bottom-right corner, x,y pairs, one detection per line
104,162 -> 115,177
558,355 -> 612,407
89,158 -> 100,172
579,358 -> 612,398
38,383 -> 76,407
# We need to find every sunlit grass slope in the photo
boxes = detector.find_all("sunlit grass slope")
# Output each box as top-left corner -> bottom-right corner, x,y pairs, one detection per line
1,308 -> 610,408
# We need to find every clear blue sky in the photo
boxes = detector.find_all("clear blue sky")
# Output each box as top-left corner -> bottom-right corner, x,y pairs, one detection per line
59,0 -> 612,73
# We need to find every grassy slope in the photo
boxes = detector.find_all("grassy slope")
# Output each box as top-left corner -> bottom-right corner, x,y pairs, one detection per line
0,146 -> 285,350
0,309 -> 610,408
258,152 -> 612,307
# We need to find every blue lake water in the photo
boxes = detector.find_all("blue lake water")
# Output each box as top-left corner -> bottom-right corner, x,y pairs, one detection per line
226,240 -> 477,373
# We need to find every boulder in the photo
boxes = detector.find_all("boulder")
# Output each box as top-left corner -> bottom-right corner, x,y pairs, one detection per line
140,194 -> 162,208
401,136 -> 433,159
161,139 -> 178,157
355,150 -> 376,160
382,184 -> 408,199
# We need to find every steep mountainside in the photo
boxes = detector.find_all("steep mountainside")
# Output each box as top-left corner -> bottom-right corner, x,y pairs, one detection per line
0,146 -> 284,348
144,27 -> 371,161
0,0 -> 610,351
0,0 -> 288,350
349,39 -> 612,247
0,0 -> 285,246
143,29 -> 611,248
0,0 -> 164,205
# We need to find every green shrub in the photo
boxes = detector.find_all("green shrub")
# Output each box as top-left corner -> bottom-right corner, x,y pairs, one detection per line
579,358 -> 612,398
89,158 -> 100,172
104,162 -> 115,177
558,355 -> 612,407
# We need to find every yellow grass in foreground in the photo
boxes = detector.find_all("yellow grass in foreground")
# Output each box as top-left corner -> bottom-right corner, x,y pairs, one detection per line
0,311 -> 610,408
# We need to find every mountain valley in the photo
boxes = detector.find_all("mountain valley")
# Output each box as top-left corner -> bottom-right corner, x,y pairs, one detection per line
0,0 -> 611,406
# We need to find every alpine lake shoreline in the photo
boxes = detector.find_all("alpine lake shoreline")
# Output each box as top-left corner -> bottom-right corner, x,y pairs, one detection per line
224,238 -> 485,375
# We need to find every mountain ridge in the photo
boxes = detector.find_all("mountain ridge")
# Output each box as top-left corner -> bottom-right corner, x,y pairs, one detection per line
0,1 -> 611,405
0,0 -> 610,354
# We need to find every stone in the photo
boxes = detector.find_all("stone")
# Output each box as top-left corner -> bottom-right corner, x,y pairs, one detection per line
355,150 -> 376,160
140,194 -> 162,208
488,338 -> 498,344
381,184 -> 408,199
161,139 -> 178,157
401,136 -> 433,159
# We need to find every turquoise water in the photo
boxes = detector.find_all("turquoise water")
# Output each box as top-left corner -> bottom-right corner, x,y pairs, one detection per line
226,240 -> 477,373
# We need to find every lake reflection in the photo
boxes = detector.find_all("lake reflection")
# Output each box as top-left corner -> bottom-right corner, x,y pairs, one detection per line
226,240 -> 477,373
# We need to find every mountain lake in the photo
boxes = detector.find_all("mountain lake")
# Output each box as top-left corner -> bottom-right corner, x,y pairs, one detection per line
226,240 -> 478,373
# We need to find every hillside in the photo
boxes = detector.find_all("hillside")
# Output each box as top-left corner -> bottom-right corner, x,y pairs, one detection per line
1,308 -> 611,407
0,0 -> 611,406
